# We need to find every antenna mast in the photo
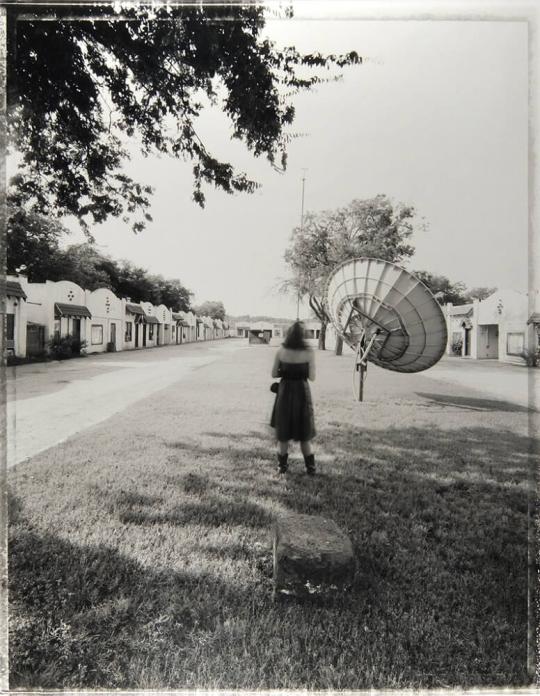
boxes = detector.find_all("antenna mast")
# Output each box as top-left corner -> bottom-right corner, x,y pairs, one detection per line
296,169 -> 307,320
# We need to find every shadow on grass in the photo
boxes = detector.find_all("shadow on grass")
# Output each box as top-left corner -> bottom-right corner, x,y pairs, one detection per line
116,493 -> 273,529
93,472 -> 273,529
8,420 -> 533,689
184,422 -> 532,685
8,492 -> 265,690
167,439 -> 273,466
415,392 -> 531,414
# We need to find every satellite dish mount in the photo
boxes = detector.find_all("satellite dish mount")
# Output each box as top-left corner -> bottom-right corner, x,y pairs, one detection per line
324,258 -> 448,402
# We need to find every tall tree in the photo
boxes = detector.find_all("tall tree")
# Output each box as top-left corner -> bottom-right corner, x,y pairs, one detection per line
193,300 -> 226,321
6,206 -> 68,281
147,275 -> 193,311
113,261 -> 158,304
7,4 -> 360,234
158,278 -> 192,312
284,195 -> 417,350
6,209 -> 194,307
48,243 -> 118,290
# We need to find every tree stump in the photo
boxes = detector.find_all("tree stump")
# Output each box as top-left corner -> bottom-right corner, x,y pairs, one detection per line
273,513 -> 355,598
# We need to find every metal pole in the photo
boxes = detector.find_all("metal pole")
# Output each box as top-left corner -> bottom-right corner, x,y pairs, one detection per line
296,169 -> 307,321
358,335 -> 367,402
300,168 -> 307,227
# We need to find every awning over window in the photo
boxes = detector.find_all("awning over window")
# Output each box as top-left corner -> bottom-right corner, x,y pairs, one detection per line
126,303 -> 145,315
4,280 -> 27,300
527,313 -> 540,325
55,302 -> 92,319
145,315 -> 160,324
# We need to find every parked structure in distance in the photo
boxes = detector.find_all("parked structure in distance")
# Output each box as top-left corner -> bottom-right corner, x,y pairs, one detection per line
232,289 -> 538,366
445,289 -> 538,364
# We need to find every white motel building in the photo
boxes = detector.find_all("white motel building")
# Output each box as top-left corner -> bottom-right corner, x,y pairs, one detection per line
3,273 -> 536,368
3,273 -> 229,359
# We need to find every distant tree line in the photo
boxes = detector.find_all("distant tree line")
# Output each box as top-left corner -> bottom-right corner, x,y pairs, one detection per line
7,207 -> 200,312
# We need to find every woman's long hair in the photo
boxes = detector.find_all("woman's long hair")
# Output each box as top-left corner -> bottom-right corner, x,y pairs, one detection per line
282,320 -> 309,350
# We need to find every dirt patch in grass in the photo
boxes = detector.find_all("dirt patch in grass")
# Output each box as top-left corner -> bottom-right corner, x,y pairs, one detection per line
8,346 -> 533,689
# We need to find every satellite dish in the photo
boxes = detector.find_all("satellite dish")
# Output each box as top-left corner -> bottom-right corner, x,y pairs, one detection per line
324,257 -> 447,399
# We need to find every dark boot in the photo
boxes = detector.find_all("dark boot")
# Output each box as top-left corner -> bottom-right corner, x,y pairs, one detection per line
277,453 -> 289,474
304,453 -> 316,476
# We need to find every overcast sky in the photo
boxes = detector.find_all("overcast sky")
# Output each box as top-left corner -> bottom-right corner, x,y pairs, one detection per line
65,11 -> 528,318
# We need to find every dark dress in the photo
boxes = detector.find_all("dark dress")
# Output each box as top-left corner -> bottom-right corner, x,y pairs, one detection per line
270,360 -> 315,442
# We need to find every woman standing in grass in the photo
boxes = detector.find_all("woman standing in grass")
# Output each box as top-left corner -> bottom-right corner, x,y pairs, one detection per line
270,320 -> 316,475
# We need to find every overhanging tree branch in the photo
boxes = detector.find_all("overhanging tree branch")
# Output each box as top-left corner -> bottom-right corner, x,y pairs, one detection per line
4,4 -> 363,234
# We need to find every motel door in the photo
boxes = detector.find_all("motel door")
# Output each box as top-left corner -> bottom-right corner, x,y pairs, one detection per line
464,328 -> 471,356
72,318 -> 81,341
143,324 -> 147,347
135,323 -> 139,348
27,324 -> 45,357
110,322 -> 117,349
485,325 -> 499,359
6,314 -> 15,352
71,318 -> 82,355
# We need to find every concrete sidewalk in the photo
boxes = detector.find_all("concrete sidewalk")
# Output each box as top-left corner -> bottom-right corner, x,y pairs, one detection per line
424,357 -> 534,410
7,340 -> 247,467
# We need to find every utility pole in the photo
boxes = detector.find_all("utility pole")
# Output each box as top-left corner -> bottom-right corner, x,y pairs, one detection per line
296,169 -> 307,320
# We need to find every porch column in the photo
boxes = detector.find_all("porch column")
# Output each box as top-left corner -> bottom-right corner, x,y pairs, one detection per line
16,297 -> 27,357
471,299 -> 480,359
445,303 -> 453,355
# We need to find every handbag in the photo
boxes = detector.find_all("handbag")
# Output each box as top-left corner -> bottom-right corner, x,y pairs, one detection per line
270,381 -> 279,394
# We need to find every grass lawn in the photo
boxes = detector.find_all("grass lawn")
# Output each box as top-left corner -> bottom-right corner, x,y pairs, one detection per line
7,343 -> 534,689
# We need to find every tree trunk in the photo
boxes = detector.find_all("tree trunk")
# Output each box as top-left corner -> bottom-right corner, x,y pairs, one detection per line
335,334 -> 343,356
318,320 -> 326,351
308,295 -> 329,351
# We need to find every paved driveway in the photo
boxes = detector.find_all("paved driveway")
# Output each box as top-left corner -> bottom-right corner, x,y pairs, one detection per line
6,340 -> 247,467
